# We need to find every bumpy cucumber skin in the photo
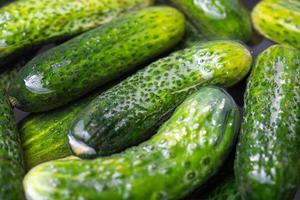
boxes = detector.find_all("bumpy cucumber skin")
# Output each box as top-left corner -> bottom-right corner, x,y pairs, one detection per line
68,40 -> 252,158
0,90 -> 24,200
252,0 -> 300,49
168,0 -> 252,41
0,0 -> 154,65
19,94 -> 96,170
24,87 -> 240,200
235,45 -> 300,200
8,6 -> 185,112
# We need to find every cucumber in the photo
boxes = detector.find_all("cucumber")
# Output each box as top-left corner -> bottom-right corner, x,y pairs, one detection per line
19,94 -> 95,170
0,90 -> 24,199
235,45 -> 300,200
252,0 -> 300,49
24,87 -> 240,200
8,6 -> 186,113
167,0 -> 252,41
0,0 -> 154,65
68,40 -> 252,158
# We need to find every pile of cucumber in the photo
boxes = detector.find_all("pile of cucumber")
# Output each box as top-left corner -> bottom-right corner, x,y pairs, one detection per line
0,0 -> 299,199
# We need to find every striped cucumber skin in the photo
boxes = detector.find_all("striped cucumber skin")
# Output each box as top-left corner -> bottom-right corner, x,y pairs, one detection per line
68,40 -> 252,158
235,45 -> 300,200
168,0 -> 252,41
24,87 -> 240,200
252,0 -> 300,49
19,94 -> 95,170
8,6 -> 186,112
0,0 -> 154,65
0,90 -> 24,199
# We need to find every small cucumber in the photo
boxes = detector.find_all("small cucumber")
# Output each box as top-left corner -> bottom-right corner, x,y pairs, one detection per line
252,0 -> 300,49
0,90 -> 24,199
168,0 -> 252,41
235,45 -> 300,200
8,6 -> 186,112
0,0 -> 154,65
68,40 -> 252,158
24,87 -> 240,200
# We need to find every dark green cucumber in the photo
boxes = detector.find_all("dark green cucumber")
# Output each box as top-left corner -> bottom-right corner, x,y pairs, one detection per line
0,90 -> 24,199
8,6 -> 185,112
19,94 -> 96,170
252,0 -> 300,49
168,0 -> 252,41
235,45 -> 300,200
24,87 -> 240,200
68,40 -> 252,158
0,0 -> 154,65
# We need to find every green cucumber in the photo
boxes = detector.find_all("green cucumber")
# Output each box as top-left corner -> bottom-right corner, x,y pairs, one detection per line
8,6 -> 186,112
252,0 -> 300,49
0,90 -> 24,199
24,87 -> 240,200
167,0 -> 252,41
68,40 -> 252,158
235,45 -> 300,200
0,0 -> 154,65
19,94 -> 96,170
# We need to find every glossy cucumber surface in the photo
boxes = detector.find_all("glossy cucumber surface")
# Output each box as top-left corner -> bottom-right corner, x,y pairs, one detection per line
24,87 -> 240,200
0,90 -> 24,199
8,6 -> 185,112
0,0 -> 154,65
252,0 -> 300,49
68,40 -> 252,158
235,45 -> 300,200
168,0 -> 252,41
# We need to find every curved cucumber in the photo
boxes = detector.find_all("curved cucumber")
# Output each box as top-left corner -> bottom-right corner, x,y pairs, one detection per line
24,87 -> 240,200
68,40 -> 252,158
19,94 -> 95,170
0,90 -> 24,199
0,0 -> 154,65
168,0 -> 252,41
235,45 -> 300,200
8,6 -> 185,112
252,0 -> 300,49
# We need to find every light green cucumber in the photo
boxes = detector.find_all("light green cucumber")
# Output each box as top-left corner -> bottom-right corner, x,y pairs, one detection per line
252,0 -> 300,49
